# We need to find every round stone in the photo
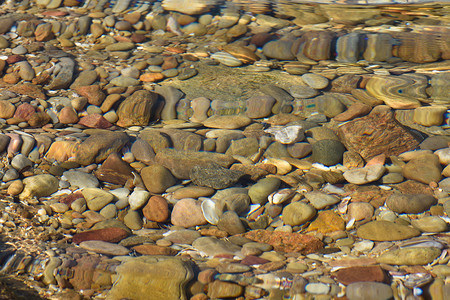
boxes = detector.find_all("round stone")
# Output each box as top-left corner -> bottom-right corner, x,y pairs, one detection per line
301,73 -> 329,89
282,202 -> 316,226
311,139 -> 346,166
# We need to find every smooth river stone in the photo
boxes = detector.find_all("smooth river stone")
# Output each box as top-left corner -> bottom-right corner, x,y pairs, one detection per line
301,73 -> 329,90
116,90 -> 158,127
107,256 -> 193,300
363,33 -> 395,62
311,139 -> 346,166
365,74 -> 428,109
189,163 -> 244,189
346,282 -> 393,300
82,188 -> 115,211
343,165 -> 385,185
75,131 -> 129,165
202,115 -> 251,129
155,148 -> 235,179
246,95 -> 276,119
413,106 -> 446,126
402,153 -> 442,184
190,97 -> 211,123
171,198 -> 207,228
393,31 -> 441,63
19,174 -> 59,201
377,247 -> 441,265
210,52 -> 243,67
338,105 -> 419,161
262,40 -> 295,60
430,72 -> 450,106
141,164 -> 176,194
248,177 -> 281,205
357,220 -> 420,241
79,240 -> 130,256
411,216 -> 448,233
282,202 -> 316,226
385,193 -> 437,214
336,32 -> 365,63
154,85 -> 184,121
300,31 -> 334,61
192,236 -> 242,257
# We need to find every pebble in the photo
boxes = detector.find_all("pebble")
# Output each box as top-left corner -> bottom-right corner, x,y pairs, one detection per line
0,3 -> 448,300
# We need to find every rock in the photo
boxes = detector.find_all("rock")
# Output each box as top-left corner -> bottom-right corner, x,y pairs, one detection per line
366,74 -> 428,109
414,106 -> 447,126
141,164 -> 176,194
171,198 -> 207,228
307,210 -> 345,234
211,52 -> 243,67
75,85 -> 105,106
343,165 -> 386,185
155,148 -> 235,179
357,220 -> 420,241
189,97 -> 211,123
311,139 -> 346,166
386,193 -> 437,214
265,125 -> 304,144
315,94 -> 346,118
131,139 -> 155,164
11,154 -> 32,172
338,106 -> 419,161
336,266 -> 387,285
336,32 -> 365,63
248,177 -> 281,205
0,101 -> 15,119
95,152 -> 135,185
75,131 -> 129,165
305,283 -> 330,295
9,83 -> 46,100
225,137 -> 259,158
123,210 -> 143,230
19,174 -> 59,201
59,106 -> 79,124
347,202 -> 374,221
411,216 -> 448,233
70,70 -> 98,89
402,153 -> 442,184
82,188 -> 115,211
48,58 -> 75,90
107,256 -> 193,300
260,84 -> 294,114
203,115 -> 251,129
305,192 -> 340,210
282,202 -> 316,226
192,236 -> 242,257
154,85 -> 184,121
246,95 -> 276,119
363,33 -> 395,62
173,186 -> 215,200
132,244 -> 177,256
346,282 -> 393,300
333,101 -> 372,122
79,240 -> 130,256
217,211 -> 246,235
242,229 -> 323,254
377,247 -> 441,265
116,90 -> 158,127
190,163 -> 244,189
72,227 -> 130,244
164,229 -> 201,245
301,73 -> 329,89
207,281 -> 244,299
262,40 -> 295,60
162,0 -> 211,15
143,195 -> 169,222
128,189 -> 150,210
63,170 -> 99,189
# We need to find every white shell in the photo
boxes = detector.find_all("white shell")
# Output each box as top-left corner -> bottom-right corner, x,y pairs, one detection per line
264,125 -> 304,144
210,52 -> 243,67
268,189 -> 295,205
201,198 -> 219,225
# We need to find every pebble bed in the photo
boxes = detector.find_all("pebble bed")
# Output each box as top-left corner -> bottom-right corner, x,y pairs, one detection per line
0,0 -> 449,299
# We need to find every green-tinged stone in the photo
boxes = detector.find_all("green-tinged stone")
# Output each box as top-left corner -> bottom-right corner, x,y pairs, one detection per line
377,247 -> 441,265
108,256 -> 193,300
357,220 -> 420,241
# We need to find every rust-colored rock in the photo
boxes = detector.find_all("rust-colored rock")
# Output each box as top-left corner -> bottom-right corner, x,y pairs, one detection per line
142,195 -> 170,222
0,100 -> 15,119
59,191 -> 84,206
75,85 -> 106,106
13,103 -> 36,121
46,140 -> 80,162
307,210 -> 345,234
335,266 -> 388,285
94,152 -> 135,185
241,229 -> 323,254
34,23 -> 55,42
132,244 -> 178,256
68,255 -> 120,290
72,227 -> 130,244
338,105 -> 419,161
8,83 -> 46,99
59,106 -> 79,124
78,114 -> 113,129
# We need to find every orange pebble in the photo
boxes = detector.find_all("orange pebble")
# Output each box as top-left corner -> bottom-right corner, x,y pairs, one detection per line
139,72 -> 165,82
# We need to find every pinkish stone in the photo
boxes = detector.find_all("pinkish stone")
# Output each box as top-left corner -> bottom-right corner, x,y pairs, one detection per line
78,114 -> 113,129
335,266 -> 388,285
333,101 -> 372,122
171,198 -> 207,228
13,103 -> 36,121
